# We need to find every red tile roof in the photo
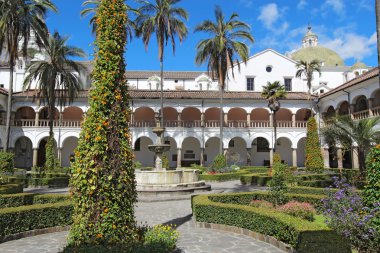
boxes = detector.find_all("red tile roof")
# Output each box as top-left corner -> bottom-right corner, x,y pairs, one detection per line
0,88 -> 8,95
320,67 -> 379,98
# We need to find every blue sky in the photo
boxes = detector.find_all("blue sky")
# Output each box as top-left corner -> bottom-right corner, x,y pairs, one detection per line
46,0 -> 377,71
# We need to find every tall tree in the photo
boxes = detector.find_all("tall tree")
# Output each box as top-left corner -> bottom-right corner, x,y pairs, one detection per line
0,0 -> 57,151
376,0 -> 380,87
295,59 -> 321,95
322,116 -> 380,175
261,81 -> 287,154
81,0 -> 138,42
23,32 -> 86,139
68,0 -> 137,246
305,117 -> 324,172
194,6 -> 254,154
135,0 -> 188,127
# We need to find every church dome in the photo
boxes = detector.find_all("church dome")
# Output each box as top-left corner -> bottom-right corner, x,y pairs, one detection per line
291,46 -> 345,67
350,61 -> 367,70
290,25 -> 345,67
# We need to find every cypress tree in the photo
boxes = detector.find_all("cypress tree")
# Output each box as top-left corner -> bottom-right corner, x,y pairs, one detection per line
305,117 -> 324,172
68,0 -> 137,245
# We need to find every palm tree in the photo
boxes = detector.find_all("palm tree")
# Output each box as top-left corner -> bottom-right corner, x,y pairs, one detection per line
194,6 -> 254,155
0,0 -> 57,152
261,81 -> 287,154
295,59 -> 321,95
81,0 -> 138,41
23,32 -> 86,139
321,116 -> 380,175
376,0 -> 380,87
135,0 -> 188,127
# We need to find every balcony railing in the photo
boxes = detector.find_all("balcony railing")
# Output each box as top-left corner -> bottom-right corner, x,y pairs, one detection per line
352,110 -> 370,120
250,120 -> 270,128
13,119 -> 81,128
372,106 -> 380,117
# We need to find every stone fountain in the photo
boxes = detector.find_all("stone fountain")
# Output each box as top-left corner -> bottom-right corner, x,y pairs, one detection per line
135,113 -> 211,197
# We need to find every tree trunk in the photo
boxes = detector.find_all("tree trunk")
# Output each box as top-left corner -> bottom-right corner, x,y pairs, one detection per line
219,84 -> 223,155
3,65 -> 14,152
48,90 -> 55,139
160,59 -> 164,129
376,0 -> 380,87
358,147 -> 366,177
273,110 -> 277,153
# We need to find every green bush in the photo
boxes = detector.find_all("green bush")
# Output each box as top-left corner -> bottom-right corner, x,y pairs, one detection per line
298,180 -> 333,188
190,163 -> 207,173
33,194 -> 70,204
287,186 -> 337,195
44,136 -> 59,172
27,177 -> 50,187
269,153 -> 288,206
364,145 -> 380,207
0,193 -> 35,208
305,117 -> 324,172
162,154 -> 169,169
192,194 -> 350,252
133,161 -> 142,169
240,173 -> 271,186
0,184 -> 23,194
0,201 -> 72,238
200,171 -> 247,181
210,154 -> 227,171
240,166 -> 269,173
0,152 -> 14,175
143,224 -> 179,253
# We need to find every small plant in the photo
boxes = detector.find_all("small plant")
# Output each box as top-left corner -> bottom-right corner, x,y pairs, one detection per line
207,154 -> 232,173
277,201 -> 316,221
249,200 -> 273,209
134,161 -> 142,169
162,154 -> 169,169
190,163 -> 206,173
322,177 -> 380,253
0,152 -> 14,175
143,224 -> 179,253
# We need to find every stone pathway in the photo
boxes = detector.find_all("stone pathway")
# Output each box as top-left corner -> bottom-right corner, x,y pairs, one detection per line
0,181 -> 283,253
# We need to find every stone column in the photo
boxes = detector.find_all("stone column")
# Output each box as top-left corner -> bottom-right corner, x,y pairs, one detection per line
200,148 -> 205,166
246,148 -> 252,165
130,112 -> 134,127
33,148 -> 38,167
269,112 -> 273,127
368,98 -> 374,117
223,148 -> 228,156
177,148 -> 182,168
292,148 -> 297,167
350,104 -> 355,119
223,112 -> 228,126
292,113 -> 296,127
246,113 -> 251,128
269,148 -> 274,167
352,146 -> 359,169
178,112 -> 182,127
201,113 -> 205,127
57,148 -> 62,166
323,147 -> 330,169
337,148 -> 343,169
35,111 -> 39,127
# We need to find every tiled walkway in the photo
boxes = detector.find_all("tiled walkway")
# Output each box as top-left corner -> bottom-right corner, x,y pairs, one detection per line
0,181 -> 284,253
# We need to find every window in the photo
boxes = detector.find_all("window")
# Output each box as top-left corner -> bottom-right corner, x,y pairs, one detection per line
247,77 -> 254,91
320,89 -> 324,94
284,78 -> 292,91
172,154 -> 177,161
257,137 -> 270,152
175,80 -> 178,83
266,66 -> 272,72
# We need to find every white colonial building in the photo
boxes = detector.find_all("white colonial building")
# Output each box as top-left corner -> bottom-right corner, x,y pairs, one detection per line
0,27 -> 378,170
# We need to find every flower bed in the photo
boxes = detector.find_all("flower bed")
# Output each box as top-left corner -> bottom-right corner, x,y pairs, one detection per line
192,193 -> 351,253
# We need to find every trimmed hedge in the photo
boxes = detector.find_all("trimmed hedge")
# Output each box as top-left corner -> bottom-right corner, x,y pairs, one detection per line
0,193 -> 70,208
298,180 -> 334,188
199,171 -> 247,181
240,173 -> 272,186
239,166 -> 269,173
192,194 -> 350,253
48,177 -> 69,188
0,184 -> 23,194
0,201 -> 72,238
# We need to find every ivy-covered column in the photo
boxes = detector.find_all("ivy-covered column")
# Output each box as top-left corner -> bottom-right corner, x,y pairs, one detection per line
68,0 -> 137,246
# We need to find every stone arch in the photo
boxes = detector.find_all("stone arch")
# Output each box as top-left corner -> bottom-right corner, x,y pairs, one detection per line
14,136 -> 33,169
250,108 -> 270,127
324,106 -> 335,120
0,104 -> 6,125
182,107 -> 201,127
61,136 -> 78,167
337,101 -> 350,115
370,89 -> 380,108
181,137 -> 201,167
161,107 -> 178,127
227,137 -> 247,166
39,106 -> 59,120
276,137 -> 292,166
134,107 -> 155,127
163,136 -> 177,168
295,108 -> 311,121
134,136 -> 154,167
274,108 -> 292,121
204,137 -> 221,166
63,106 -> 83,120
227,108 -> 247,127
204,107 -> 221,127
352,95 -> 368,112
251,137 -> 270,166
297,137 -> 307,167
37,137 -> 58,167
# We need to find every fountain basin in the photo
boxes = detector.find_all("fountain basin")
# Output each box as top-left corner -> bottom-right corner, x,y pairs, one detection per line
147,144 -> 171,153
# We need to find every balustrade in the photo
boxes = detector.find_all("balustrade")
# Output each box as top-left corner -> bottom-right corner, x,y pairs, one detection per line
372,106 -> 380,117
227,120 -> 247,128
13,119 -> 81,128
352,109 -> 369,120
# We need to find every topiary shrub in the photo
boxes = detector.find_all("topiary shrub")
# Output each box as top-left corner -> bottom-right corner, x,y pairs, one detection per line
67,0 -> 137,247
268,153 -> 288,206
305,117 -> 324,172
44,136 -> 59,172
209,154 -> 228,173
0,152 -> 14,175
364,144 -> 380,208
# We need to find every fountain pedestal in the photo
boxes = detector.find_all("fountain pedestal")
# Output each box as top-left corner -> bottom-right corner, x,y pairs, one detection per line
136,114 -> 211,198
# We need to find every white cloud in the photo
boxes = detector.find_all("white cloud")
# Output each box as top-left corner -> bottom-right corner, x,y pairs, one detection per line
297,0 -> 307,10
322,0 -> 346,17
358,0 -> 372,11
239,0 -> 253,8
258,3 -> 280,29
322,32 -> 376,61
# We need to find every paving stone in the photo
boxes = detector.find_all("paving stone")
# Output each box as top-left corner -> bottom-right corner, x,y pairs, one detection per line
0,181 -> 284,253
